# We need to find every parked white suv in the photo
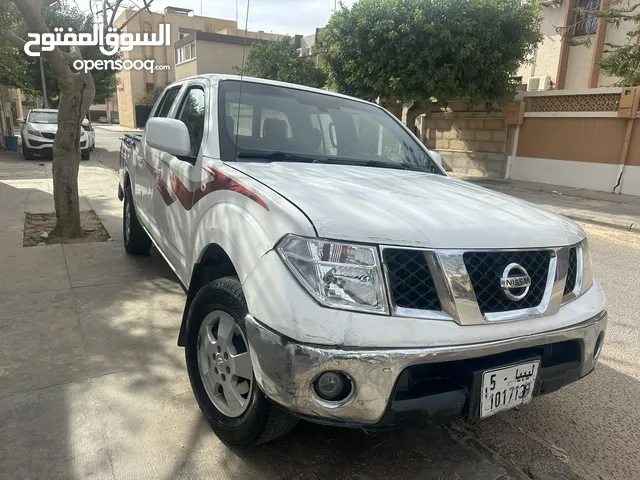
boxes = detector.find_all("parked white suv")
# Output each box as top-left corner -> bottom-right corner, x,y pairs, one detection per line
118,75 -> 607,446
21,109 -> 91,160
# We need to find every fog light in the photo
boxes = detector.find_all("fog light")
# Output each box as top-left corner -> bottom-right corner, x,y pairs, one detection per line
315,372 -> 346,400
594,332 -> 605,360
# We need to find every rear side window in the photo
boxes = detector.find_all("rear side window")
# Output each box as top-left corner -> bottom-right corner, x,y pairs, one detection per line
155,86 -> 181,118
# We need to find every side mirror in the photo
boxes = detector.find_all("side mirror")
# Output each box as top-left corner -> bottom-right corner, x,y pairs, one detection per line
16,118 -> 24,124
146,117 -> 191,157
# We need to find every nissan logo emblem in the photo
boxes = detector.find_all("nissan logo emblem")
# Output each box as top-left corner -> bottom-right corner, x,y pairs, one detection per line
500,263 -> 532,301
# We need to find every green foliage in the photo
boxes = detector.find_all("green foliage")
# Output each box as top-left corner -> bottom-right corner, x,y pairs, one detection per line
241,36 -> 327,89
567,1 -> 640,86
0,1 -> 117,104
318,0 -> 542,108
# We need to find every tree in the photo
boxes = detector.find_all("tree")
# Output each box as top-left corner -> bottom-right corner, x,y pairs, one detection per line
241,36 -> 327,89
560,1 -> 640,86
1,0 -> 153,237
318,0 -> 542,128
0,2 -> 118,105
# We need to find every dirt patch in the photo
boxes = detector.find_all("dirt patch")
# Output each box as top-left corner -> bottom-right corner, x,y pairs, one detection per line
23,211 -> 111,247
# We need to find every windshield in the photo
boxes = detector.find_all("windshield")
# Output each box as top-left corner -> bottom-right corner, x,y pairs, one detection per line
28,111 -> 58,124
218,80 -> 442,174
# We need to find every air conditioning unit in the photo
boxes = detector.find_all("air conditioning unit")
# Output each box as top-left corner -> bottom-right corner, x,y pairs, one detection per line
527,76 -> 552,92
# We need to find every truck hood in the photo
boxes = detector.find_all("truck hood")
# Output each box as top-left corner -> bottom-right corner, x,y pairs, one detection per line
232,163 -> 585,249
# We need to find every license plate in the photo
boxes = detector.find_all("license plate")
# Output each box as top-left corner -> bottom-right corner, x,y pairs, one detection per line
480,361 -> 539,419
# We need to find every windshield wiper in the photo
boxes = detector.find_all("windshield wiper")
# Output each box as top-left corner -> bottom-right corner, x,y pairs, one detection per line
319,157 -> 416,171
236,151 -> 318,163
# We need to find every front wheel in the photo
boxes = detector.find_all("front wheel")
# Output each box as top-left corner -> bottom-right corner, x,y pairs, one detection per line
185,277 -> 298,446
22,142 -> 34,160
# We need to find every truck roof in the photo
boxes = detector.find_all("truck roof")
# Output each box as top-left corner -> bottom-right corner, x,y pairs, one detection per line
181,74 -> 379,109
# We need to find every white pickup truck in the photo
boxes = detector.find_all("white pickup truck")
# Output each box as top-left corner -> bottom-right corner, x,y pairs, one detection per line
118,75 -> 607,446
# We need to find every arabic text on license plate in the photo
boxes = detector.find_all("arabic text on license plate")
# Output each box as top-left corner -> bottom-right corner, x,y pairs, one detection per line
480,361 -> 539,419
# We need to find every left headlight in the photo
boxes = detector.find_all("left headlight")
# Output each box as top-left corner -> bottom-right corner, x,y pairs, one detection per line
277,234 -> 388,314
27,128 -> 43,137
581,238 -> 594,294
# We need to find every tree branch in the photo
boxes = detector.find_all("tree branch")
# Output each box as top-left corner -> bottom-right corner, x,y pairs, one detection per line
12,0 -> 74,88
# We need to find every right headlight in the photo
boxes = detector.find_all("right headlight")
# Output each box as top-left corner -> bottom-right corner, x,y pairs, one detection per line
27,127 -> 43,137
277,234 -> 389,314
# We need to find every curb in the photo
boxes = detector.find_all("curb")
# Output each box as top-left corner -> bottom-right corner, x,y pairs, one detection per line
558,211 -> 638,233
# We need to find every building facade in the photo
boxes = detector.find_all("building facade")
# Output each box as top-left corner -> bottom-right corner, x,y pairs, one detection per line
113,7 -> 288,128
517,0 -> 637,90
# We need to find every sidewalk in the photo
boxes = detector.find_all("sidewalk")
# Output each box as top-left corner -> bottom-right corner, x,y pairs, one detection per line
453,174 -> 640,232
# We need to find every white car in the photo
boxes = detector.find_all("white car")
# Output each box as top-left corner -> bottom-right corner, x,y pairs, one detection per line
118,75 -> 607,446
21,109 -> 91,160
82,118 -> 96,151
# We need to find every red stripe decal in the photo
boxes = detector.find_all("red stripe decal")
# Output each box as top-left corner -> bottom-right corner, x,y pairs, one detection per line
165,168 -> 269,211
157,177 -> 175,207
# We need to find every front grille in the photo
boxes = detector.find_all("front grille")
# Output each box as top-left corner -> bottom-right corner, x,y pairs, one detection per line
383,249 -> 441,311
464,251 -> 551,314
41,132 -> 55,140
564,247 -> 578,295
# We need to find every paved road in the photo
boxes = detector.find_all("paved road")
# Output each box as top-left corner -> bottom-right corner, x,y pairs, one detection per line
88,128 -> 640,479
92,126 -> 138,172
1,131 -> 639,479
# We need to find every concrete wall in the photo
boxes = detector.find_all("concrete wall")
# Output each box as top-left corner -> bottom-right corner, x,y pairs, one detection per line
421,111 -> 507,178
508,88 -> 639,195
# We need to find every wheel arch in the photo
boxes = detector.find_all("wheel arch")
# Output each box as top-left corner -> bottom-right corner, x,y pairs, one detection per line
178,243 -> 239,346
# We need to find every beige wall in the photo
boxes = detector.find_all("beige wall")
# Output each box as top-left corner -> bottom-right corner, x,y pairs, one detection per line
564,40 -> 594,90
517,117 -> 626,163
175,57 -> 199,80
195,41 -> 247,76
519,2 -> 639,90
517,4 -> 568,85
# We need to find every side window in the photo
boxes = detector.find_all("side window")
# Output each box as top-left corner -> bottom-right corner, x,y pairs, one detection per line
176,86 -> 206,158
154,86 -> 181,118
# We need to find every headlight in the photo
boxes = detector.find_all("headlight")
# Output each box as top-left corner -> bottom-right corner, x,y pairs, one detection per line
28,128 -> 43,137
277,235 -> 388,314
580,238 -> 594,294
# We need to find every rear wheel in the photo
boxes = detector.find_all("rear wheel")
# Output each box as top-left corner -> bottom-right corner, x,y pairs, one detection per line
185,277 -> 298,446
123,185 -> 151,255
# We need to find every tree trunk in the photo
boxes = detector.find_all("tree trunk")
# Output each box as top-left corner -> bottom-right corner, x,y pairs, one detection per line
51,73 -> 95,237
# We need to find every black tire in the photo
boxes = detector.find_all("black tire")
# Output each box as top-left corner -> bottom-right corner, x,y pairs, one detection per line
185,277 -> 298,446
123,185 -> 152,255
81,149 -> 90,161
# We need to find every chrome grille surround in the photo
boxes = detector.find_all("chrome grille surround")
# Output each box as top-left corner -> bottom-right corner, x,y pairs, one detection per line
380,244 -> 584,325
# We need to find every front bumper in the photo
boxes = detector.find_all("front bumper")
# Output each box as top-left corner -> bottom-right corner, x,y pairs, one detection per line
246,310 -> 607,427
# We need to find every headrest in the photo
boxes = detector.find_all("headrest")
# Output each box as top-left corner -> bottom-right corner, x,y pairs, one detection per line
263,118 -> 287,139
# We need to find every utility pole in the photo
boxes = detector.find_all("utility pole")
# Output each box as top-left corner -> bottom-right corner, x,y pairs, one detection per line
39,57 -> 49,109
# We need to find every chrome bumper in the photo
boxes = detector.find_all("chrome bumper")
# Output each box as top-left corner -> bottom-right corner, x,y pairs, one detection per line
245,311 -> 607,425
